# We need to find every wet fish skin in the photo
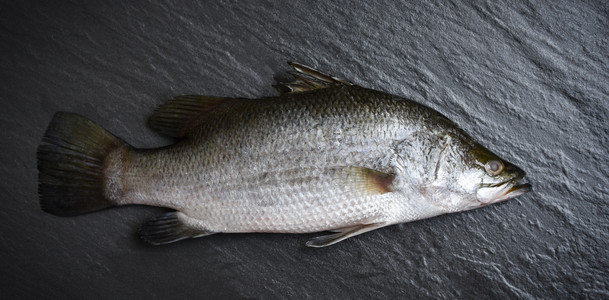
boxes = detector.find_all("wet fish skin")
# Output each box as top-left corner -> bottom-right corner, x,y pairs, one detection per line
38,62 -> 531,247
114,87 -> 419,231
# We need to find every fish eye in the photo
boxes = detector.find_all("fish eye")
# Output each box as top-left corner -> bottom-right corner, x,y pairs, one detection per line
485,160 -> 504,176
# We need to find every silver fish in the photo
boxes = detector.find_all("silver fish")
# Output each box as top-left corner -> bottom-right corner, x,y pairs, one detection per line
37,62 -> 531,247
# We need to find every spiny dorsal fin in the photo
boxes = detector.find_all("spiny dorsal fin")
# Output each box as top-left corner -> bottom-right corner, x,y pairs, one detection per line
148,95 -> 244,137
273,62 -> 352,94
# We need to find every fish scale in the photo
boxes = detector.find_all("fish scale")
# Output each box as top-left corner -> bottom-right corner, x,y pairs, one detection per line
117,86 -> 409,233
37,62 -> 531,247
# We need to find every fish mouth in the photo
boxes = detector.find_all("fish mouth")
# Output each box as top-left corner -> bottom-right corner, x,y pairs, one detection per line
476,173 -> 532,205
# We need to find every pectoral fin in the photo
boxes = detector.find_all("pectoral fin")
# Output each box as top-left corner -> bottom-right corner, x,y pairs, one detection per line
338,167 -> 395,195
305,222 -> 388,248
139,212 -> 215,245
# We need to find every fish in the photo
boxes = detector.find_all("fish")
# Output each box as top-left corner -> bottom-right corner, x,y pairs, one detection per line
37,62 -> 532,247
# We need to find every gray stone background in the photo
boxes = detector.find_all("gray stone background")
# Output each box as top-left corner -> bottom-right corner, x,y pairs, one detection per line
1,0 -> 608,298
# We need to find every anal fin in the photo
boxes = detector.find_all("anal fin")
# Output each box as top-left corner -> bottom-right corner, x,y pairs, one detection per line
139,212 -> 215,245
305,222 -> 388,248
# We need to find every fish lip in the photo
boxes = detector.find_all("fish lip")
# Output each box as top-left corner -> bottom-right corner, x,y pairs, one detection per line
505,176 -> 532,193
506,171 -> 531,193
477,172 -> 532,205
499,182 -> 532,201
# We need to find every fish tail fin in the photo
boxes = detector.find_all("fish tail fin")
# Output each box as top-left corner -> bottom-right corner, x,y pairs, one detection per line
37,112 -> 127,216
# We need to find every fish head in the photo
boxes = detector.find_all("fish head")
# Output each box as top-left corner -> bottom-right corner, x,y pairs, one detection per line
473,158 -> 531,206
445,142 -> 532,211
416,135 -> 531,213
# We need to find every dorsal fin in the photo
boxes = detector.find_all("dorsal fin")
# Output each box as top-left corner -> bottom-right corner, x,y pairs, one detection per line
273,62 -> 352,94
148,95 -> 243,137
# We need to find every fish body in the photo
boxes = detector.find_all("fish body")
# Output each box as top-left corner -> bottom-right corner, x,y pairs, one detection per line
38,62 -> 531,247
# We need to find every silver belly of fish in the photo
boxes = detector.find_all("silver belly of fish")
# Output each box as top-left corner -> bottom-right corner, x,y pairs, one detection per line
37,62 -> 531,247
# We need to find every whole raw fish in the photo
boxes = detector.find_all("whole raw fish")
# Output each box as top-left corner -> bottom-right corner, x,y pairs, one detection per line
37,62 -> 531,247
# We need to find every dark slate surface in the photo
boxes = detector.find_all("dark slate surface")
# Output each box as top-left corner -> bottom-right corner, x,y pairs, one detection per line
1,1 -> 608,298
